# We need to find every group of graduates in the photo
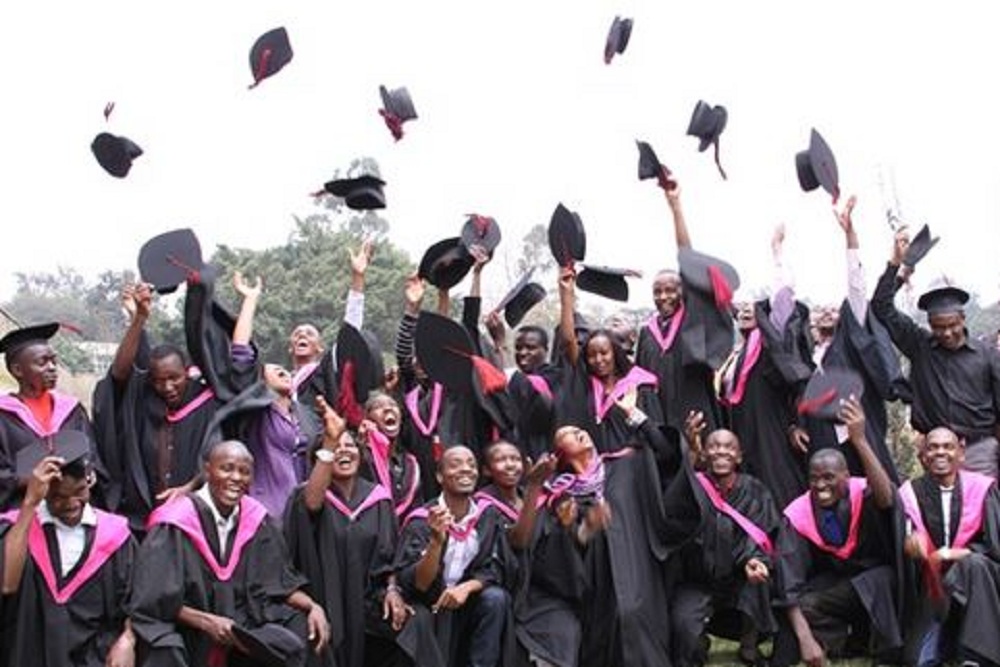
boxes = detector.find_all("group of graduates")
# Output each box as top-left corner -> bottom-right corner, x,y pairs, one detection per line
2,175 -> 1000,667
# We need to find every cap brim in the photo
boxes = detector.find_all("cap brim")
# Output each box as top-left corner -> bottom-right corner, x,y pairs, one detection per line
460,215 -> 502,254
138,228 -> 204,293
16,430 -> 91,477
798,368 -> 864,421
576,267 -> 630,301
678,247 -> 741,295
917,285 -> 969,314
414,312 -> 475,394
902,225 -> 940,268
504,283 -> 546,327
548,203 -> 586,266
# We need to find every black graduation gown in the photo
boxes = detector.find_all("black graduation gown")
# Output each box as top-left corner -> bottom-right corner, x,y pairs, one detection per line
94,371 -> 221,532
901,477 -> 1000,665
0,509 -> 136,667
507,363 -> 562,462
635,289 -> 727,435
724,301 -> 813,509
395,500 -> 519,667
283,480 -> 443,667
674,473 -> 781,637
0,393 -> 102,510
359,442 -> 423,521
801,301 -> 905,483
473,486 -> 587,667
399,386 -> 444,502
773,489 -> 902,665
127,494 -> 310,667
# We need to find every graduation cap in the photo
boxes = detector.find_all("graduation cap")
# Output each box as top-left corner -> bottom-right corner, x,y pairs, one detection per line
323,174 -> 386,211
494,270 -> 546,327
16,430 -> 92,477
678,247 -> 741,310
418,238 -> 475,290
797,368 -> 865,421
0,322 -> 60,362
796,128 -> 840,203
138,228 -> 204,294
460,214 -> 502,256
636,139 -> 673,186
415,312 -> 483,395
604,15 -> 633,64
335,324 -> 384,428
248,27 -> 293,89
231,623 -> 306,667
902,224 -> 940,269
576,265 -> 636,302
687,100 -> 728,179
917,283 -> 969,315
91,132 -> 143,178
548,203 -> 587,267
379,85 -> 418,141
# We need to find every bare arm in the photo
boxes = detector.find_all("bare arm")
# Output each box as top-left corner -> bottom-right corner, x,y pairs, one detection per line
345,240 -> 372,329
4,457 -> 66,594
110,284 -> 152,383
665,181 -> 691,249
305,398 -> 346,512
787,605 -> 826,667
840,397 -> 894,509
558,267 -> 579,366
230,272 -> 262,347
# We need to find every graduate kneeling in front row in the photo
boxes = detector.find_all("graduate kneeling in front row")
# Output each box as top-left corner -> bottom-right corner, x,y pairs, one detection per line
395,445 -> 518,667
0,432 -> 136,667
127,439 -> 330,667
772,397 -> 903,667
900,427 -> 1000,667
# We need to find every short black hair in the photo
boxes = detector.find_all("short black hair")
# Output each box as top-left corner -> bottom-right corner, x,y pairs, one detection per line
149,343 -> 188,367
516,325 -> 549,350
60,457 -> 92,482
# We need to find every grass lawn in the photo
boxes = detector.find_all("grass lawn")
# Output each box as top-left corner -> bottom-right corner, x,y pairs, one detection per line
708,638 -> 873,666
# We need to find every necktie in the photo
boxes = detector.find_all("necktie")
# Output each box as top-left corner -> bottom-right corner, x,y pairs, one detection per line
819,509 -> 845,546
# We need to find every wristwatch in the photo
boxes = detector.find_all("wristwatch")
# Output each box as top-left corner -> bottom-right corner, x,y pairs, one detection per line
315,449 -> 336,464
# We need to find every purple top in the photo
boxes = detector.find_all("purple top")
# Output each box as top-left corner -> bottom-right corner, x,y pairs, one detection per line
231,343 -> 307,518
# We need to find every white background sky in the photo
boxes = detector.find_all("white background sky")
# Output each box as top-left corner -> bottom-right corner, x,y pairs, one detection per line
3,1 -> 999,314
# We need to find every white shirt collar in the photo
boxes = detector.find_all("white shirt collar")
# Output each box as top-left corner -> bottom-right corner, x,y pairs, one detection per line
36,500 -> 97,528
195,485 -> 240,532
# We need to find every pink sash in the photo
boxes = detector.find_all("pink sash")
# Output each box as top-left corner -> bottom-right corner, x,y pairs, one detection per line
0,392 -> 80,438
696,472 -> 774,555
590,366 -> 658,423
291,361 -> 320,394
325,484 -> 392,522
405,383 -> 444,437
366,428 -> 422,516
784,478 -> 868,560
402,499 -> 485,541
899,471 -> 995,553
525,374 -> 553,401
644,303 -> 686,354
165,388 -> 215,423
718,329 -> 762,407
147,495 -> 268,581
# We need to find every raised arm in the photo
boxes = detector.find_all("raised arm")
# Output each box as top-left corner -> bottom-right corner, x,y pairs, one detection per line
835,195 -> 867,326
870,227 -> 922,357
395,275 -> 423,391
3,457 -> 61,594
558,266 -> 579,366
231,272 -> 262,348
303,397 -> 345,512
840,397 -> 893,509
110,283 -> 152,384
345,240 -> 373,330
664,180 -> 692,249
769,223 -> 796,333
508,455 -> 557,550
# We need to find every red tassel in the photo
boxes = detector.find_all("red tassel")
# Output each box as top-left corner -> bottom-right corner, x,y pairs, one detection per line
336,360 -> 365,428
103,101 -> 115,121
797,388 -> 838,416
471,355 -> 507,395
249,48 -> 272,89
379,109 -> 404,141
58,322 -> 84,336
707,264 -> 733,311
431,437 -> 444,462
166,253 -> 201,285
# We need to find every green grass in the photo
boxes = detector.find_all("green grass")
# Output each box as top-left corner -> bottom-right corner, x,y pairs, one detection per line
708,638 -> 872,666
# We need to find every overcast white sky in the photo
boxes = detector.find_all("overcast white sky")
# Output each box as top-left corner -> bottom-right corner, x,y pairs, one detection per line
3,1 -> 999,313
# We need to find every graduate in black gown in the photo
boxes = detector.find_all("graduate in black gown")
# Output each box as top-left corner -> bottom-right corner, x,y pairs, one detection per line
634,177 -> 733,434
473,441 -> 584,667
669,415 -> 781,667
773,398 -> 902,667
719,227 -> 813,509
899,427 -> 1000,666
0,323 -> 104,510
360,391 -> 424,520
93,282 -> 222,532
284,396 -> 442,667
796,196 -> 905,483
394,445 -> 519,667
0,432 -> 135,667
127,440 -> 330,667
